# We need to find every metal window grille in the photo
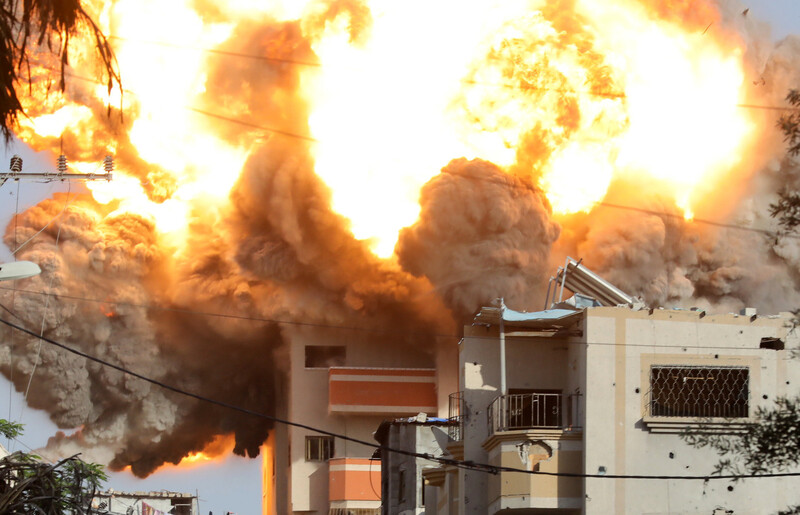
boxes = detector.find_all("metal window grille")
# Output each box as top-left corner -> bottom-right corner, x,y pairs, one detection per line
305,435 -> 335,461
448,391 -> 464,441
648,365 -> 749,418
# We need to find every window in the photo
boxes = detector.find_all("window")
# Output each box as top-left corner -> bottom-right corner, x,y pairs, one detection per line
305,345 -> 346,368
507,389 -> 562,428
398,469 -> 406,504
649,365 -> 749,418
170,498 -> 193,515
305,435 -> 334,461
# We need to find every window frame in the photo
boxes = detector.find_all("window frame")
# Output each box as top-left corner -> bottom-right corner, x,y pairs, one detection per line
304,345 -> 346,369
305,435 -> 335,462
639,355 -> 758,434
648,365 -> 749,419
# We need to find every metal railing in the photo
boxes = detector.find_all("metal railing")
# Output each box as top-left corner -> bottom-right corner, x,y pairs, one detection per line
488,392 -> 581,435
448,391 -> 464,441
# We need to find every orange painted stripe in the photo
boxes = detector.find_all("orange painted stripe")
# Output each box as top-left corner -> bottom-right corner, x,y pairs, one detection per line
329,460 -> 381,502
330,380 -> 437,407
330,458 -> 376,466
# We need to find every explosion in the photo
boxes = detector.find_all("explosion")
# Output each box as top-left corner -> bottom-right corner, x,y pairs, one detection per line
2,0 -> 800,476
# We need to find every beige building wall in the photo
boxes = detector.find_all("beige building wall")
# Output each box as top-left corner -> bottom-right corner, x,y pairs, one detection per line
583,307 -> 800,515
280,325 -> 450,514
453,306 -> 800,515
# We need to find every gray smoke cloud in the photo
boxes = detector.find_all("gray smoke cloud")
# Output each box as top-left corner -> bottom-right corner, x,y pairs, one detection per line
397,158 -> 560,320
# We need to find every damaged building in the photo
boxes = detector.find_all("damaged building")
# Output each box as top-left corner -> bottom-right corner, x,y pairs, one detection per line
380,258 -> 800,515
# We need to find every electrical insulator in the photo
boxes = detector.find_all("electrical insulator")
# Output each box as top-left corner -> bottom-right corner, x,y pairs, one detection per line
103,155 -> 114,181
57,155 -> 68,173
9,155 -> 22,173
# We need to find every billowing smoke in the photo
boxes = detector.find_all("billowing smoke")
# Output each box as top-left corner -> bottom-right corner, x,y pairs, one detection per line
3,0 -> 800,477
397,158 -> 559,320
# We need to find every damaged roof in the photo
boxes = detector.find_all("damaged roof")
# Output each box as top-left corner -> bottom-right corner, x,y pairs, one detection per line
473,306 -> 583,330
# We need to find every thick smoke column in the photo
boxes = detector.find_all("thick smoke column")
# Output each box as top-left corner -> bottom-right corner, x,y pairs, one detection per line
397,158 -> 560,320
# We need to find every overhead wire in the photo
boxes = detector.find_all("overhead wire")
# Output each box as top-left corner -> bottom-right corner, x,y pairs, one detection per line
93,34 -> 800,112
21,181 -> 73,414
58,70 -> 318,142
7,178 -> 21,428
106,35 -> 322,67
0,314 -> 798,481
0,282 -> 796,354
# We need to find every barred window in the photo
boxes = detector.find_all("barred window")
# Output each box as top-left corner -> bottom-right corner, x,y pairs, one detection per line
649,365 -> 749,418
305,436 -> 334,461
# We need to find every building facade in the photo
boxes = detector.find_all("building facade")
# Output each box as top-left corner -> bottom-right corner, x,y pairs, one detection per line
427,303 -> 800,515
91,490 -> 198,515
374,415 -> 453,515
262,327 -> 456,514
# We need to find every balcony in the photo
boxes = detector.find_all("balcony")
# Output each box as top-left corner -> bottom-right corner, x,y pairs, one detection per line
483,392 -> 583,513
447,391 -> 464,441
487,392 -> 581,435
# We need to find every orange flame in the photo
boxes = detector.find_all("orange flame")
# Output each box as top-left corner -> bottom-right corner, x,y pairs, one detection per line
99,303 -> 116,318
173,434 -> 236,468
14,0 -> 757,256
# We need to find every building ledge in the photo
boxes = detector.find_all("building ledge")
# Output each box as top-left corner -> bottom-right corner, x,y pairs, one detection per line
482,428 -> 583,452
445,440 -> 464,461
642,417 -> 752,434
488,494 -> 582,513
422,467 -> 447,487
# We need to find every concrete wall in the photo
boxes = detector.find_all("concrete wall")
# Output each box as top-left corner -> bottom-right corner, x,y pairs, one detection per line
583,307 -> 800,515
459,324 -> 582,514
457,306 -> 800,515
382,422 -> 451,515
283,326 -> 438,514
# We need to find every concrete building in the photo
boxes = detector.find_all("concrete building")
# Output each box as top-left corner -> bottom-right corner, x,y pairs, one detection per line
424,260 -> 800,514
373,415 -> 453,515
91,490 -> 198,515
262,327 -> 457,515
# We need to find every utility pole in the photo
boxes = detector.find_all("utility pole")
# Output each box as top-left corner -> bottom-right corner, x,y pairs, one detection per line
0,153 -> 113,188
0,153 -> 115,280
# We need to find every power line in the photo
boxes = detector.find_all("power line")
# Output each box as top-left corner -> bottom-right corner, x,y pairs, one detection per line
101,34 -> 800,112
185,107 -> 317,142
594,201 -> 787,239
59,70 -> 318,142
0,314 -> 797,481
0,284 -> 447,340
107,35 -> 322,67
453,171 -> 795,240
0,284 -> 796,353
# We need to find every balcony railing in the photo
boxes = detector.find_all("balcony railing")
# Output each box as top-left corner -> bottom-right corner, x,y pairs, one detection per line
487,393 -> 581,435
448,391 -> 464,441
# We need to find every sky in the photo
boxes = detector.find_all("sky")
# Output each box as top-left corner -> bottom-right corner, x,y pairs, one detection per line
2,2 -> 800,515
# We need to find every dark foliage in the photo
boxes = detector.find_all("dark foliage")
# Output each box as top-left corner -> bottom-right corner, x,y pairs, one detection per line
770,90 -> 800,231
0,0 -> 119,142
0,419 -> 107,514
683,396 -> 800,477
769,189 -> 800,232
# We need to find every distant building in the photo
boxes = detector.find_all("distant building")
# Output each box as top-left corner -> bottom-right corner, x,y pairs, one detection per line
262,327 -> 457,514
373,414 -> 453,515
92,490 -> 198,515
419,259 -> 800,514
